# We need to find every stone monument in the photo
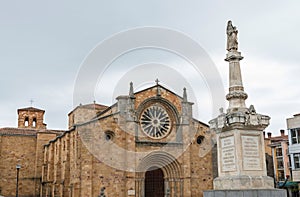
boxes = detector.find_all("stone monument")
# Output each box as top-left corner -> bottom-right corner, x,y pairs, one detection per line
204,21 -> 286,197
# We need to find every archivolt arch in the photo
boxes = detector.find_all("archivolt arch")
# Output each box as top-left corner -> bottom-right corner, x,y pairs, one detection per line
135,151 -> 184,197
137,151 -> 182,178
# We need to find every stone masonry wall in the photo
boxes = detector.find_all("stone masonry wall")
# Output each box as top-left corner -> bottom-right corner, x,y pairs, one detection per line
0,135 -> 37,197
189,123 -> 214,197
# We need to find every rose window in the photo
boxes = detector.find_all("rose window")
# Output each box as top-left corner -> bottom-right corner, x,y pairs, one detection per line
140,105 -> 171,139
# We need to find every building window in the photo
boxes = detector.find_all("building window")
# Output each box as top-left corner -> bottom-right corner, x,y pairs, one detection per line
277,157 -> 284,169
294,154 -> 300,169
196,135 -> 205,145
33,117 -> 37,127
24,117 -> 29,127
278,170 -> 285,181
276,146 -> 284,169
276,147 -> 283,157
104,131 -> 115,141
291,128 -> 300,144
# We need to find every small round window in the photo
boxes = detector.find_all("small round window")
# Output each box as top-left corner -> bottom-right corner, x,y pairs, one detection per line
196,135 -> 205,145
104,131 -> 114,141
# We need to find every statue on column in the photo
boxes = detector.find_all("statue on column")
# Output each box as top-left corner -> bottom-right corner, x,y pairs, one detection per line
226,20 -> 238,51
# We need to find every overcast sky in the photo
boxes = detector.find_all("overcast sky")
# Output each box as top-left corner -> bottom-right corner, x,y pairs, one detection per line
1,1 -> 300,136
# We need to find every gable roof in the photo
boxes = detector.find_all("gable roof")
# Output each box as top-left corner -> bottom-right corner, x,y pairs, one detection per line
93,84 -> 184,118
134,84 -> 184,100
17,107 -> 45,113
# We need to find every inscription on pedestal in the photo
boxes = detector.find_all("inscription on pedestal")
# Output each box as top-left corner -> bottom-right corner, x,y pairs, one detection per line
242,135 -> 261,170
220,136 -> 236,171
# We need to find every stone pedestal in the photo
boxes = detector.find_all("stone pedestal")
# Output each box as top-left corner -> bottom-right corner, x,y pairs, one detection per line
204,189 -> 287,197
213,129 -> 273,190
213,175 -> 274,190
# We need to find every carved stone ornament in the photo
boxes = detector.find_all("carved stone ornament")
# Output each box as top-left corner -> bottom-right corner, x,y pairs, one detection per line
226,91 -> 248,100
226,20 -> 238,51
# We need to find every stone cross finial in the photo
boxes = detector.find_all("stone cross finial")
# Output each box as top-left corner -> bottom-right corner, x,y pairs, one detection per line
155,78 -> 159,85
29,99 -> 34,107
226,20 -> 238,51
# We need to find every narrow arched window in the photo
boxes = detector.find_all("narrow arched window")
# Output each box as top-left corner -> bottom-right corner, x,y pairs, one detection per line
25,117 -> 29,127
33,117 -> 37,127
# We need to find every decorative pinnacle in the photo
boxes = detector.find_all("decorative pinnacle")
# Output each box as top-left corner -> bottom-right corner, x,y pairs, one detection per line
129,82 -> 135,98
183,87 -> 187,102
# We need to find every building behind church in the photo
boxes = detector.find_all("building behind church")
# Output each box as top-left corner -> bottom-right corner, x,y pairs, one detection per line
287,114 -> 300,181
0,107 -> 64,196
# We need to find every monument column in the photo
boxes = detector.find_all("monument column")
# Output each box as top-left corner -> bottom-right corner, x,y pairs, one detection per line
204,21 -> 286,196
225,51 -> 248,111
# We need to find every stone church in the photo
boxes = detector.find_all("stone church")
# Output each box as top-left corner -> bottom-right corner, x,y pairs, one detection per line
0,83 -> 215,197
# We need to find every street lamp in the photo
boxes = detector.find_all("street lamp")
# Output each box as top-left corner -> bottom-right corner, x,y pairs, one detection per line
16,164 -> 21,197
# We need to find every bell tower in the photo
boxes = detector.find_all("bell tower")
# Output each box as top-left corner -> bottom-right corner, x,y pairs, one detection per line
17,107 -> 47,129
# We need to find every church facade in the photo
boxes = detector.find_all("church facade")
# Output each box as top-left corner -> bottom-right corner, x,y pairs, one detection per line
42,84 -> 214,197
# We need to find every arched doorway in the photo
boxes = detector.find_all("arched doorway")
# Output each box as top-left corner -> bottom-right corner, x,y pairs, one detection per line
136,151 -> 183,196
145,168 -> 164,197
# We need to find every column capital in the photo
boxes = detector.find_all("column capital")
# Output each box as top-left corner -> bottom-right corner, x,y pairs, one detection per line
225,51 -> 243,61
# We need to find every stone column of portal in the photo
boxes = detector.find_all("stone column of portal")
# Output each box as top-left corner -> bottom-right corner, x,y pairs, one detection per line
204,21 -> 286,197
